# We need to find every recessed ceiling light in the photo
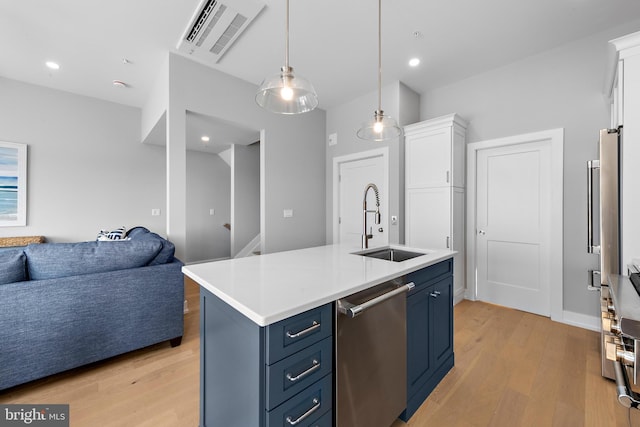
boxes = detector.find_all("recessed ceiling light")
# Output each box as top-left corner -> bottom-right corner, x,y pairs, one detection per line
201,136 -> 210,142
409,58 -> 420,67
45,61 -> 60,70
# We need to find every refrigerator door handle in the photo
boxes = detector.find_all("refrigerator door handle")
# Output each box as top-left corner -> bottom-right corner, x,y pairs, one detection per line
587,159 -> 601,254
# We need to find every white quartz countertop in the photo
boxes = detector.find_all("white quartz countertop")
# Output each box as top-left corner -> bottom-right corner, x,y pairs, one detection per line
182,243 -> 455,326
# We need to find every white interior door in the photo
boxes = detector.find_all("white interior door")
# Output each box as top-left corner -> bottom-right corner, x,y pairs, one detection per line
476,141 -> 551,316
338,156 -> 387,248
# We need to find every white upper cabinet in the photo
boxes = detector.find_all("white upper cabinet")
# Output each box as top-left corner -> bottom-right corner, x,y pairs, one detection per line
405,114 -> 467,189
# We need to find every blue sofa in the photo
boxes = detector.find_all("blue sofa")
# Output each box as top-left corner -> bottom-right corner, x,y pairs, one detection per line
0,227 -> 184,390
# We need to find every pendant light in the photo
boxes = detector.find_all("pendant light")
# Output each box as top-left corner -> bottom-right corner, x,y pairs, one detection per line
357,0 -> 402,141
255,0 -> 318,114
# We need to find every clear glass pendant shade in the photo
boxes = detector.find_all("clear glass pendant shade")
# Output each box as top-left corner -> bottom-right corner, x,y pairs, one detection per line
357,110 -> 402,141
255,66 -> 318,114
357,0 -> 401,142
255,0 -> 318,114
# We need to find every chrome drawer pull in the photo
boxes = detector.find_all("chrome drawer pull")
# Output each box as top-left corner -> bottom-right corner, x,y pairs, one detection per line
286,359 -> 320,382
286,321 -> 320,339
430,291 -> 441,298
286,398 -> 320,425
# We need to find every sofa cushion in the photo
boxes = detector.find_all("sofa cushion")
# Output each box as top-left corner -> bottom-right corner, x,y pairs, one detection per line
25,240 -> 163,280
127,226 -> 175,265
0,249 -> 27,284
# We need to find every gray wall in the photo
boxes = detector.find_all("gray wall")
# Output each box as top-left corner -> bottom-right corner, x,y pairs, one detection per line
325,81 -> 419,245
0,77 -> 165,242
231,143 -> 260,257
421,22 -> 640,317
160,53 -> 326,255
186,150 -> 230,262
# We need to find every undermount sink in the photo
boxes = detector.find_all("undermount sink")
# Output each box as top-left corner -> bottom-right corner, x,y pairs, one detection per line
354,246 -> 427,262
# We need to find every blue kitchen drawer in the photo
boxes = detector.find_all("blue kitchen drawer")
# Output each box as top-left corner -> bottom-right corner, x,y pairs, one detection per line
265,303 -> 333,364
265,374 -> 333,427
307,410 -> 332,427
266,336 -> 333,410
407,259 -> 453,293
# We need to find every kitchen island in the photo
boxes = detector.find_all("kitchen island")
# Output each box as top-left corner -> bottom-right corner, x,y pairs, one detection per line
183,243 -> 455,427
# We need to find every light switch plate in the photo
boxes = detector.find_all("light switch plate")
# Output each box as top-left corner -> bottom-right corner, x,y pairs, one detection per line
283,209 -> 294,218
328,133 -> 337,146
151,208 -> 161,216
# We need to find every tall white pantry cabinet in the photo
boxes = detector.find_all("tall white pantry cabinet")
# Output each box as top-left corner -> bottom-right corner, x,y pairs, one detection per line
405,113 -> 467,303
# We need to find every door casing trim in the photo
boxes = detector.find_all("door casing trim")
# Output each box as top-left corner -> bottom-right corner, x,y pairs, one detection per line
332,147 -> 390,245
466,128 -> 564,322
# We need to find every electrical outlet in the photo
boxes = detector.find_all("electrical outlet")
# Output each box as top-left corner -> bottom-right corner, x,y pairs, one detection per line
328,133 -> 337,146
391,215 -> 398,225
151,208 -> 161,216
283,209 -> 294,218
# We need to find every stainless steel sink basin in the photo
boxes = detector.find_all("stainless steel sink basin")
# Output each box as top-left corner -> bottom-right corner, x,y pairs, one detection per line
354,247 -> 427,262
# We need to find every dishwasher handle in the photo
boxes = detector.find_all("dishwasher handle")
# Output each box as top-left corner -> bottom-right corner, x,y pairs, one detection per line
338,282 -> 415,318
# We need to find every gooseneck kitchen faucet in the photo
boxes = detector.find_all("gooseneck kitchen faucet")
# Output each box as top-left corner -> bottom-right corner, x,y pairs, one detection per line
362,183 -> 381,249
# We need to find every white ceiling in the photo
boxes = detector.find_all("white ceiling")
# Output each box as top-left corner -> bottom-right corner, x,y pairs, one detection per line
186,111 -> 260,154
2,0 -> 640,111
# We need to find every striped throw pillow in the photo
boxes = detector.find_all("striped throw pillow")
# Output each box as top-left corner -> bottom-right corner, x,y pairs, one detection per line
97,226 -> 128,241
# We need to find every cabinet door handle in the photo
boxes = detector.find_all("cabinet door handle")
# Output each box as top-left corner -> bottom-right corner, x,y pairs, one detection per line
286,398 -> 320,425
446,170 -> 450,183
446,236 -> 450,248
286,321 -> 320,339
430,291 -> 441,298
338,283 -> 415,318
286,359 -> 320,382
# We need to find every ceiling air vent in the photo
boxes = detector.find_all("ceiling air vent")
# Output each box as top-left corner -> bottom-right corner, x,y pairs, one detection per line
177,0 -> 265,63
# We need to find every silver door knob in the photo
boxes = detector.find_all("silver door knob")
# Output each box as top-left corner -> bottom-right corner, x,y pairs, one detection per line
478,229 -> 486,235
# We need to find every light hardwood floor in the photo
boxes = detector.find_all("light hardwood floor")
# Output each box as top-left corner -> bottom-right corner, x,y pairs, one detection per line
1,281 -> 638,426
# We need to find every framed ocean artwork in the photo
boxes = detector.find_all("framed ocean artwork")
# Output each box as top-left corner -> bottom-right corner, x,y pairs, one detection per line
0,141 -> 27,226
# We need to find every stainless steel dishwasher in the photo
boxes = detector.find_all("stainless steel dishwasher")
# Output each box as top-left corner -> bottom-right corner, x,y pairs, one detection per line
336,279 -> 414,427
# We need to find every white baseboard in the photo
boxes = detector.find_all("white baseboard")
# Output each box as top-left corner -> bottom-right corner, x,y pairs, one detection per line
458,295 -> 600,332
454,288 -> 466,305
560,310 -> 600,332
464,289 -> 476,301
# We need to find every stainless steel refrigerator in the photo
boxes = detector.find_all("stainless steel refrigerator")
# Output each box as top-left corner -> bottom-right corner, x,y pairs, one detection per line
588,127 -> 622,379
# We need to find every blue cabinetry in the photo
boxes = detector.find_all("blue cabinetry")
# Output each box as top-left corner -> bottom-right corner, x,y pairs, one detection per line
200,290 -> 333,427
401,259 -> 454,421
198,257 -> 454,426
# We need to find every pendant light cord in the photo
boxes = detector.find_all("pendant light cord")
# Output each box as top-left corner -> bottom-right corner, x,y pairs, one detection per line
285,0 -> 290,70
377,0 -> 382,113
